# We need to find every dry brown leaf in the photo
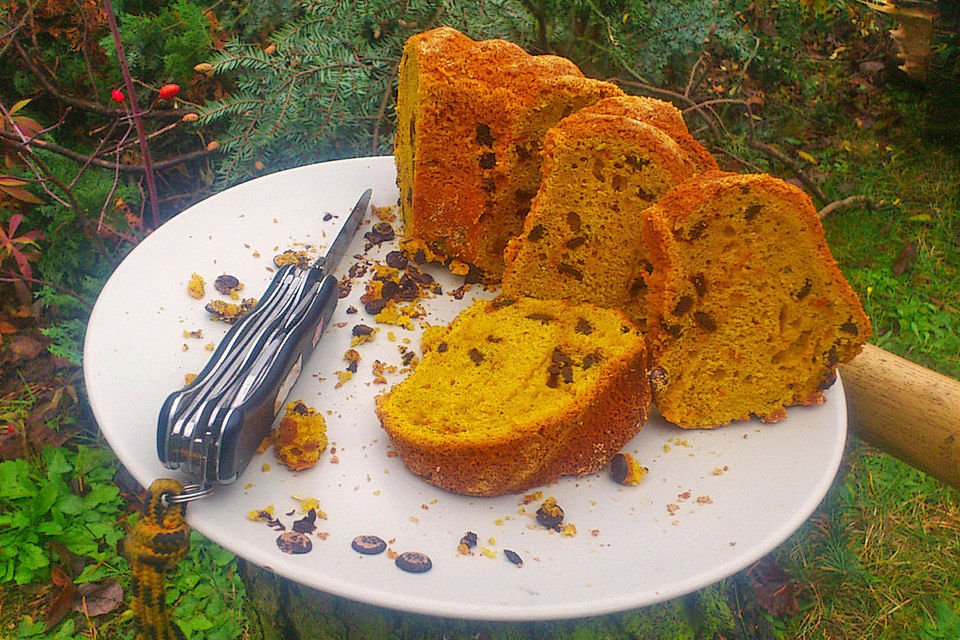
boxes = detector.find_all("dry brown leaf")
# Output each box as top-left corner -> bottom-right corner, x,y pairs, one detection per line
892,240 -> 918,276
45,565 -> 77,629
6,334 -> 42,361
75,580 -> 124,617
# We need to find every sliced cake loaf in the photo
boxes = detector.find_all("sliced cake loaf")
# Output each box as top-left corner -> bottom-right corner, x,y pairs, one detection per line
394,27 -> 622,278
641,172 -> 871,428
500,98 -> 710,330
376,296 -> 650,497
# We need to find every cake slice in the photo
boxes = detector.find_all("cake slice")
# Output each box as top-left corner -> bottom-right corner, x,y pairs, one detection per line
641,172 -> 871,428
501,97 -> 709,330
376,296 -> 650,496
394,27 -> 622,278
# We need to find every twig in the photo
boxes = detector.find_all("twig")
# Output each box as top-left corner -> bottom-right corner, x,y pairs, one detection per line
11,39 -> 194,120
746,139 -> 829,205
711,145 -> 766,173
68,119 -> 119,189
370,76 -> 394,155
684,52 -> 708,98
0,0 -> 42,58
0,270 -> 93,309
0,130 -> 216,173
818,195 -> 872,219
613,78 -> 724,141
103,0 -> 160,228
98,125 -> 132,233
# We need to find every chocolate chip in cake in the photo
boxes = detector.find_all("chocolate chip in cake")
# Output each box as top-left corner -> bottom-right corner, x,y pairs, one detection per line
396,551 -> 432,573
401,351 -> 417,366
565,236 -> 587,249
637,186 -> 654,201
479,152 -> 497,169
481,177 -> 496,193
437,341 -> 448,353
797,278 -> 813,299
486,335 -> 502,343
525,312 -> 555,323
818,370 -> 838,390
385,250 -> 408,269
625,154 -> 649,169
214,274 -> 240,295
582,351 -> 602,369
460,531 -> 478,549
352,324 -> 375,338
528,224 -> 546,241
558,262 -> 584,281
575,318 -> 594,335
491,297 -> 517,309
566,212 -> 581,232
476,124 -> 494,146
692,273 -> 708,297
672,296 -> 694,316
503,549 -> 523,567
744,203 -> 761,220
826,345 -> 839,367
277,531 -> 313,554
649,366 -> 669,393
561,364 -> 573,383
628,277 -> 647,297
468,348 -> 484,364
406,188 -> 413,205
662,323 -> 682,338
351,535 -> 387,555
840,321 -> 859,335
693,311 -> 717,332
536,498 -> 564,531
364,298 -> 386,315
515,143 -> 532,162
686,220 -> 708,240
410,116 -> 416,144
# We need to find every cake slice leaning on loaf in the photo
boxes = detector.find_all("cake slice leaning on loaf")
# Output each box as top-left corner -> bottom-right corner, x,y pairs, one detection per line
501,97 -> 708,331
376,296 -> 650,497
641,172 -> 871,428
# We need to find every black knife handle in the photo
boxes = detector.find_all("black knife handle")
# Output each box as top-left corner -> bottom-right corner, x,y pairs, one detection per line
213,271 -> 340,483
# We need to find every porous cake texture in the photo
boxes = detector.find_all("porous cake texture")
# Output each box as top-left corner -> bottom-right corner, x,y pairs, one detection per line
501,97 -> 711,330
376,296 -> 650,496
641,172 -> 871,428
394,27 -> 622,278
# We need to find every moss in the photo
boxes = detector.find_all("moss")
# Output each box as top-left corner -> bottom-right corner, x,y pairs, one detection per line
616,599 -> 697,640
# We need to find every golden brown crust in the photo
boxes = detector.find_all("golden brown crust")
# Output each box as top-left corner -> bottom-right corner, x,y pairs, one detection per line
395,28 -> 623,278
641,172 -> 871,428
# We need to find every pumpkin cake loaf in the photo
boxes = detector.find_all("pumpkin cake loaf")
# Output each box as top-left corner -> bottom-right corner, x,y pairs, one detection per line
395,27 -> 622,278
641,172 -> 871,428
501,98 -> 707,330
376,296 -> 650,497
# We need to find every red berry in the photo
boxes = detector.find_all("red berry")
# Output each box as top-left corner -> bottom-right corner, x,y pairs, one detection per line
159,83 -> 180,100
111,89 -> 125,103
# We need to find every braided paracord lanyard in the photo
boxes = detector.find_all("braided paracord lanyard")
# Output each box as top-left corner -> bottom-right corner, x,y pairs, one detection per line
123,479 -> 191,640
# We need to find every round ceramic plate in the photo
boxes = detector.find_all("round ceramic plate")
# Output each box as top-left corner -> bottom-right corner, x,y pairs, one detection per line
84,156 -> 846,621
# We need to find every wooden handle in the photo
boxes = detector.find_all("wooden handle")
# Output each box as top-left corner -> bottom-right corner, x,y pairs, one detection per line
839,343 -> 960,489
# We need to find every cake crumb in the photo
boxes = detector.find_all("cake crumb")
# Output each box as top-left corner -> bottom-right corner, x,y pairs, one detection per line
187,273 -> 205,299
697,495 -> 714,504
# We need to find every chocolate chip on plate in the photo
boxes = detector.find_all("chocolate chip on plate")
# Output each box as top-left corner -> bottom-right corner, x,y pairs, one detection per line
277,531 -> 312,554
351,535 -> 387,555
395,551 -> 432,573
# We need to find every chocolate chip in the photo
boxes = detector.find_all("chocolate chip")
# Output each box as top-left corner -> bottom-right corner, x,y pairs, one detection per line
481,177 -> 496,192
649,366 -> 669,393
406,188 -> 413,205
535,499 -> 564,531
491,297 -> 517,309
686,220 -> 708,240
565,236 -> 587,249
566,212 -> 581,232
625,154 -> 649,169
826,345 -> 839,367
479,152 -> 497,169
214,274 -> 240,295
346,360 -> 358,373
582,352 -> 602,369
407,268 -> 434,285
290,401 -> 309,415
662,323 -> 682,338
528,224 -> 546,241
292,509 -> 318,534
395,551 -> 432,573
637,186 -> 654,201
460,531 -> 478,549
277,531 -> 312,554
797,279 -> 813,299
464,264 -> 485,284
515,144 -> 532,162
503,549 -> 523,567
339,278 -> 352,299
402,351 -> 416,366
397,275 -> 420,301
486,335 -> 502,343
691,273 -> 708,297
672,296 -> 693,316
744,203 -> 761,220
352,324 -> 374,337
385,251 -> 408,269
363,298 -> 386,315
818,370 -> 838,390
323,213 -> 334,221
693,311 -> 717,332
610,453 -> 631,485
628,277 -> 647,296
351,535 -> 387,555
437,341 -> 448,353
525,312 -> 555,323
468,348 -> 484,364
840,321 -> 859,335
561,364 -> 573,383
558,263 -> 583,280
346,306 -> 358,314
476,124 -> 494,146
576,318 -> 593,335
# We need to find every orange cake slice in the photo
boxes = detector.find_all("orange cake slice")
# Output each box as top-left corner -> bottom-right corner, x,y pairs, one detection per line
641,172 -> 871,428
376,296 -> 650,497
501,98 -> 709,330
394,27 -> 622,278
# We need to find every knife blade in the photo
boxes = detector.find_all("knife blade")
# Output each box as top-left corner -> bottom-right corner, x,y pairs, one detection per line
158,188 -> 373,487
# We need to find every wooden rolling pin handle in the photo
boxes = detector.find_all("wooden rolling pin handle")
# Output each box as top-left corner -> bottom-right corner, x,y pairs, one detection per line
840,343 -> 960,489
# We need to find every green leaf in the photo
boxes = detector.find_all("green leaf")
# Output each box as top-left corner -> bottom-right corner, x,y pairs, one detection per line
44,447 -> 73,478
0,459 -> 37,500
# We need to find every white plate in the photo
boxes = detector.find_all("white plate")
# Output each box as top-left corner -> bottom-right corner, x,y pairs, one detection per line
84,156 -> 846,621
